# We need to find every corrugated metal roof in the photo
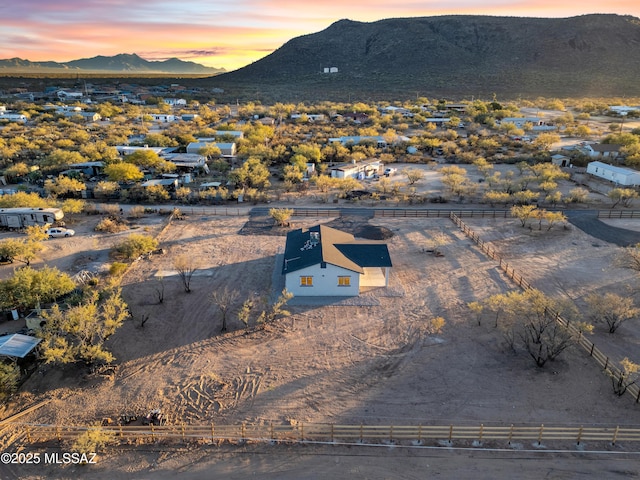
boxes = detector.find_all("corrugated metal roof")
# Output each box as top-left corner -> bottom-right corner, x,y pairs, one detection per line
0,333 -> 41,358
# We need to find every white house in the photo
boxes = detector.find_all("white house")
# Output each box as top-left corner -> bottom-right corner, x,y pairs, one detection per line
163,98 -> 187,106
328,135 -> 409,148
330,159 -> 382,179
282,225 -> 392,297
586,161 -> 640,186
0,113 -> 27,123
148,114 -> 176,123
187,141 -> 236,157
499,117 -> 544,128
581,143 -> 622,159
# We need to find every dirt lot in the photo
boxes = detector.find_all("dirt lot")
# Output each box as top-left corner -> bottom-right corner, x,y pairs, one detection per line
2,206 -> 640,478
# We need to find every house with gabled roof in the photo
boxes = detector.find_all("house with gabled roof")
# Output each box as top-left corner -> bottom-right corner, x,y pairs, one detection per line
282,225 -> 392,297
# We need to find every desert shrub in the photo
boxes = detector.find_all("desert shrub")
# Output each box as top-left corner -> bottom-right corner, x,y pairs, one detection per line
83,203 -> 100,215
128,206 -> 145,218
109,262 -> 128,277
71,425 -> 114,456
0,362 -> 20,401
100,204 -> 121,216
114,234 -> 158,260
95,217 -> 128,233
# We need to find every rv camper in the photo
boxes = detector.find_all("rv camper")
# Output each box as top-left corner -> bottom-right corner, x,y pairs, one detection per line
0,207 -> 64,230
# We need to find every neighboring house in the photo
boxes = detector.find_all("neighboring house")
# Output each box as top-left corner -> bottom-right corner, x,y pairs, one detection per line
330,159 -> 382,179
141,178 -> 178,190
0,113 -> 27,123
282,225 -> 392,297
181,114 -> 200,121
69,161 -> 105,177
163,98 -> 187,106
291,113 -> 326,122
214,130 -> 244,139
187,141 -> 237,157
256,116 -> 275,126
328,135 -> 409,148
586,161 -> 640,186
340,112 -> 369,123
581,143 -> 622,159
116,145 -> 167,156
62,110 -> 102,122
499,117 -> 544,128
148,114 -> 176,123
163,153 -> 210,175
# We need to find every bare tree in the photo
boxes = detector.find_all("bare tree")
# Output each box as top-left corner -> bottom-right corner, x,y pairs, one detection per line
212,287 -> 239,332
173,255 -> 199,293
611,358 -> 639,396
154,276 -> 165,304
257,289 -> 294,324
237,297 -> 256,329
586,293 -> 639,333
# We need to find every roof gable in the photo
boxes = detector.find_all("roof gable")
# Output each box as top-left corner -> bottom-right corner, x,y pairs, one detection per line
282,224 -> 391,274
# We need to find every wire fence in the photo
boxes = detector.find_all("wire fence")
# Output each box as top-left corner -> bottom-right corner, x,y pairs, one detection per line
8,422 -> 640,448
449,212 -> 640,404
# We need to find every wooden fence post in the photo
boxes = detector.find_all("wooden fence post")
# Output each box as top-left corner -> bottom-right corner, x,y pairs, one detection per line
479,424 -> 484,443
418,424 -> 422,444
577,425 -> 583,445
389,425 -> 394,443
331,424 -> 334,443
604,357 -> 609,371
612,426 -> 619,445
448,425 -> 453,443
538,424 -> 544,445
300,422 -> 304,442
26,426 -> 31,443
508,424 -> 514,445
360,423 -> 363,443
182,423 -> 185,442
211,423 -> 215,443
151,423 -> 155,441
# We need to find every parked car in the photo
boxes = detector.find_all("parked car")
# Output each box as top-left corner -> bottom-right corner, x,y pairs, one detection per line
384,167 -> 397,177
45,227 -> 75,238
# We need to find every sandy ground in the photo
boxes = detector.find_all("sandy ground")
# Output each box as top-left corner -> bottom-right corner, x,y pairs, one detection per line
2,207 -> 640,478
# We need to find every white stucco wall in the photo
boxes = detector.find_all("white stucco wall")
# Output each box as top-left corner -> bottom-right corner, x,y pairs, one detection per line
285,263 -> 360,296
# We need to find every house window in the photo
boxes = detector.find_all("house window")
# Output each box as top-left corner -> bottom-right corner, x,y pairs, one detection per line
300,276 -> 313,287
338,276 -> 351,287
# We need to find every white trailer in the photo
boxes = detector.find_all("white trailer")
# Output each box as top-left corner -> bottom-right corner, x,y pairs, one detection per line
0,207 -> 64,229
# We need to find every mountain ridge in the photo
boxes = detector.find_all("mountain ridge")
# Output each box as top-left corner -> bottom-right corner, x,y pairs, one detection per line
0,53 -> 224,74
209,13 -> 640,99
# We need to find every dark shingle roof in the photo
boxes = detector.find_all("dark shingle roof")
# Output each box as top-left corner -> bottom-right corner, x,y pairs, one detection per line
282,224 -> 391,274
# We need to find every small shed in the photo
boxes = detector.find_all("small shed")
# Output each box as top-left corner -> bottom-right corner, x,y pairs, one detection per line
551,154 -> 570,167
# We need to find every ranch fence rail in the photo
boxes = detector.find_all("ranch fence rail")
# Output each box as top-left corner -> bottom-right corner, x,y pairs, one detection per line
10,422 -> 640,448
449,213 -> 640,404
597,210 -> 640,219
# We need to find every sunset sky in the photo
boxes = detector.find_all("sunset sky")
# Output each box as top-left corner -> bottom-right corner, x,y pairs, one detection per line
2,1 -> 639,71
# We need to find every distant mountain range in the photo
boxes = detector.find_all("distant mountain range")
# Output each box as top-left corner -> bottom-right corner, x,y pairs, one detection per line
210,13 -> 640,100
0,53 -> 224,74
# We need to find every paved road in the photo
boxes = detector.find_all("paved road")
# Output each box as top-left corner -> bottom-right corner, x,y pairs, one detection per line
565,210 -> 640,247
